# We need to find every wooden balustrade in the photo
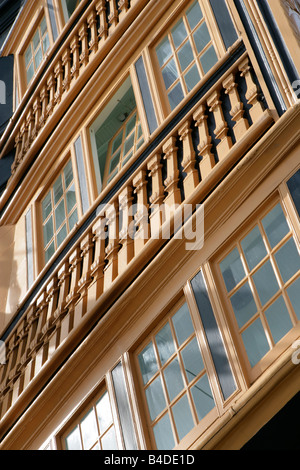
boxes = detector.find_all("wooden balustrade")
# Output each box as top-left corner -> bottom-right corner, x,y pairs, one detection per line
9,0 -> 140,176
0,53 -> 273,421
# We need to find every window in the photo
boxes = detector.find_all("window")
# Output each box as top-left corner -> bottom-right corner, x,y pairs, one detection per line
155,0 -> 219,111
61,0 -> 82,23
89,76 -> 144,193
64,390 -> 119,450
287,169 -> 300,218
219,202 -> 300,370
136,302 -> 216,450
24,16 -> 50,84
42,159 -> 79,263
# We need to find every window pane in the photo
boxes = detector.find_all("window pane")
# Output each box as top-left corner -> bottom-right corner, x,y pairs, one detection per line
145,376 -> 166,421
81,409 -> 98,449
43,216 -> 53,246
178,41 -> 194,72
162,58 -> 179,89
42,191 -> 52,222
155,323 -> 175,365
191,374 -> 215,421
27,63 -> 34,84
69,208 -> 78,231
230,282 -> 257,329
34,47 -> 43,69
55,199 -> 66,229
163,358 -> 184,401
287,277 -> 300,320
186,1 -> 203,31
125,113 -> 136,137
172,395 -> 194,441
168,82 -> 184,110
57,223 -> 67,247
66,426 -> 82,450
184,64 -> 200,92
171,19 -> 188,49
112,131 -> 123,154
153,414 -> 175,450
242,318 -> 270,367
45,242 -> 55,263
124,133 -> 135,155
172,303 -> 194,346
193,22 -> 211,54
241,226 -> 267,271
40,16 -> 47,36
265,296 -> 293,344
138,342 -> 158,385
220,247 -> 245,292
25,45 -> 32,67
32,30 -> 40,51
96,392 -> 113,433
109,150 -> 121,174
43,33 -> 50,54
181,337 -> 204,383
156,37 -> 172,67
274,238 -> 300,283
200,45 -> 218,74
66,184 -> 76,214
53,175 -> 63,204
101,427 -> 118,450
252,260 -> 279,306
262,204 -> 290,249
64,160 -> 73,188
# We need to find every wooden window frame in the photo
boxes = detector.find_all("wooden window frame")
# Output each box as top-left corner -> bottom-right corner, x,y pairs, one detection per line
133,296 -> 222,450
24,15 -> 50,85
37,151 -> 83,267
147,0 -> 227,116
212,193 -> 300,384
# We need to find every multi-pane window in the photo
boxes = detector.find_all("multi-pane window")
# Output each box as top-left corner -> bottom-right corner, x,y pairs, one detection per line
25,17 -> 50,84
137,302 -> 216,450
155,0 -> 219,111
219,202 -> 300,369
64,391 -> 119,450
42,160 -> 79,263
104,110 -> 144,185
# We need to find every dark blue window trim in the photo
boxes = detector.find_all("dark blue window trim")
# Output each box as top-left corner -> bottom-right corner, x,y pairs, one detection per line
209,0 -> 238,50
233,0 -> 286,116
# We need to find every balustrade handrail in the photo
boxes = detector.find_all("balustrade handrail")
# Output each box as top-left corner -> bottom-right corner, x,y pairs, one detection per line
0,44 -> 274,425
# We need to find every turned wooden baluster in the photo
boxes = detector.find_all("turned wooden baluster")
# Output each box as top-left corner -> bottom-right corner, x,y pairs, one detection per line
223,72 -> 249,142
12,132 -> 22,173
46,71 -> 56,116
90,215 -> 107,300
71,34 -> 80,80
133,169 -> 150,254
118,0 -> 129,21
79,21 -> 89,67
239,57 -> 265,123
25,108 -> 35,152
62,49 -> 72,92
178,119 -> 199,199
75,232 -> 94,319
193,104 -> 215,180
13,317 -> 29,378
88,9 -> 98,54
147,153 -> 165,234
108,0 -> 119,30
19,121 -> 28,158
118,185 -> 134,274
162,136 -> 181,209
32,96 -> 42,139
104,201 -> 119,290
207,89 -> 232,160
96,0 -> 108,41
54,59 -> 63,104
39,84 -> 48,128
